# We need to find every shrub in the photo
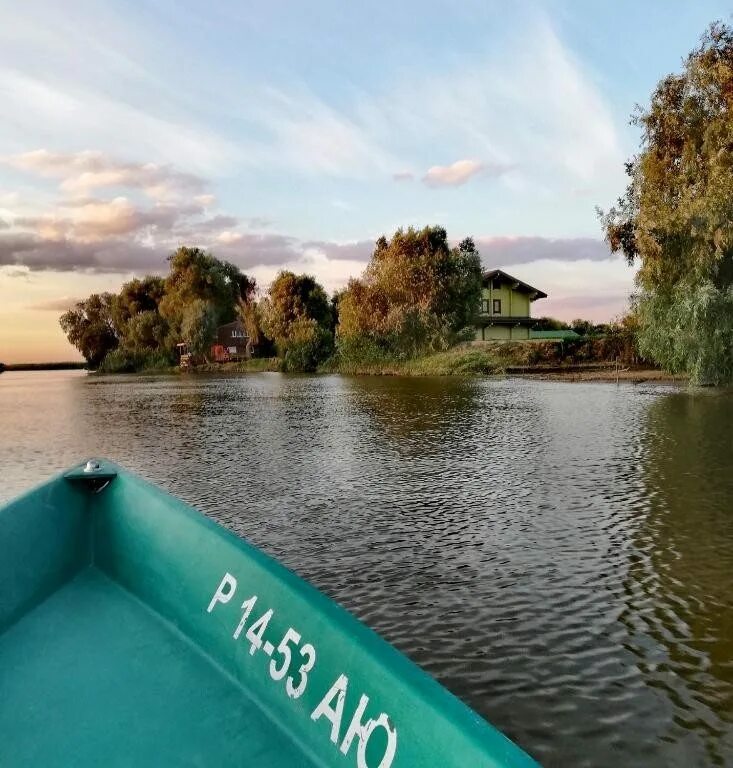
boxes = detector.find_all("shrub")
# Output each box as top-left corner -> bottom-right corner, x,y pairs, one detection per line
98,348 -> 174,374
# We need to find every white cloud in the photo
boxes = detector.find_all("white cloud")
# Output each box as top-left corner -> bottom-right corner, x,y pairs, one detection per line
216,231 -> 243,244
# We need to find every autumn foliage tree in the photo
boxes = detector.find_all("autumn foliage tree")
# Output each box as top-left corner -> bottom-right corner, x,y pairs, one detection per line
601,23 -> 733,384
337,226 -> 482,359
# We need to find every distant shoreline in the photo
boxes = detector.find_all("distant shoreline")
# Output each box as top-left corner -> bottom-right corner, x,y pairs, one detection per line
0,362 -> 87,372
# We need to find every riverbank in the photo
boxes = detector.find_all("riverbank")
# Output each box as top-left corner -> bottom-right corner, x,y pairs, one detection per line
511,366 -> 685,384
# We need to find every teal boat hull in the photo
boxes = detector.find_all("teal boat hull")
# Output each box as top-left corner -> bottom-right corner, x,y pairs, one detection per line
0,460 -> 539,767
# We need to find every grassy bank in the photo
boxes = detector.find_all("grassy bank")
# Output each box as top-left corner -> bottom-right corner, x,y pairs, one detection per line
320,340 -> 679,381
322,345 -> 506,376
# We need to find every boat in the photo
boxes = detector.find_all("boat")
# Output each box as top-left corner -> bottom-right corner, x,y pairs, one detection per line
0,459 -> 539,767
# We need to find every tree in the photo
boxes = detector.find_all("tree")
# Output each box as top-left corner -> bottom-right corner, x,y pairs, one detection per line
60,293 -> 118,367
111,276 -> 166,336
181,299 -> 217,360
570,318 -> 595,336
111,275 -> 169,354
260,271 -> 333,361
124,310 -> 169,352
337,227 -> 482,357
533,317 -> 570,332
281,317 -> 334,372
159,246 -> 256,340
601,23 -> 733,383
58,246 -> 256,371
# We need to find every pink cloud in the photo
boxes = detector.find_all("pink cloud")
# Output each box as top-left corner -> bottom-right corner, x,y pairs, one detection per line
4,150 -> 206,200
421,159 -> 513,187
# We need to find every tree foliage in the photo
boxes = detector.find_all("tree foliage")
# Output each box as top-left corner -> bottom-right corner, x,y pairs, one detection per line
59,293 -> 118,367
181,299 -> 218,359
281,317 -> 334,373
159,246 -> 256,340
533,316 -> 571,332
337,226 -> 482,358
601,23 -> 733,383
111,276 -> 165,335
111,276 -> 169,353
60,247 -> 256,370
260,271 -> 333,366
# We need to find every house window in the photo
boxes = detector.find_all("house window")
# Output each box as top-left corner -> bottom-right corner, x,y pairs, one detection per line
492,277 -> 501,289
480,299 -> 489,313
493,299 -> 501,314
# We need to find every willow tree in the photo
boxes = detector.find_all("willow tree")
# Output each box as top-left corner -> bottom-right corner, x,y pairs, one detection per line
60,293 -> 118,367
159,246 -> 256,343
601,23 -> 733,384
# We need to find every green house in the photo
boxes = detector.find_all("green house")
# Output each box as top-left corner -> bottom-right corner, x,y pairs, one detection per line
475,269 -> 547,341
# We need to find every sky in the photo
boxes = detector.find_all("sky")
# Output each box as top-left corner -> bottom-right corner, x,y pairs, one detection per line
1,0 -> 731,362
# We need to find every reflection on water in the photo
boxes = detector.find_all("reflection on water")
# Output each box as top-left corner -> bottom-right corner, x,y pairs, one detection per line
1,371 -> 732,767
626,393 -> 733,766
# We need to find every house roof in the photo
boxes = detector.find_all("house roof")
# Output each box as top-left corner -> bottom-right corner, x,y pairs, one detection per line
482,269 -> 547,300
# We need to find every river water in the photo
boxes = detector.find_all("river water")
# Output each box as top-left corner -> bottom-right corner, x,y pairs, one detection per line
1,370 -> 732,767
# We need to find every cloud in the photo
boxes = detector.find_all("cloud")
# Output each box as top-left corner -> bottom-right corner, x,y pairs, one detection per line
0,218 -> 9,229
301,239 -> 373,263
357,18 -> 623,193
476,236 -> 615,266
242,86 -> 397,177
29,296 -> 82,311
13,198 -> 210,243
392,171 -> 414,182
0,192 -> 19,206
495,257 -> 635,323
0,149 -> 379,282
0,232 -> 169,273
4,150 -> 206,201
0,10 -> 623,204
423,159 -> 497,187
244,215 -> 274,229
0,66 -> 241,174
